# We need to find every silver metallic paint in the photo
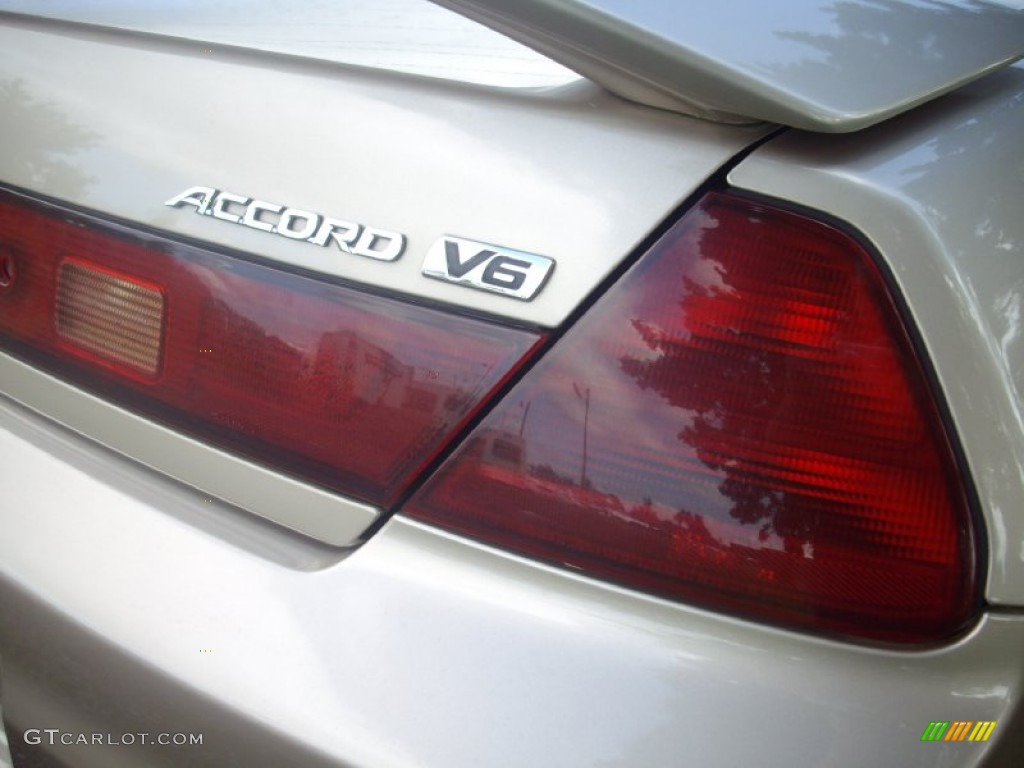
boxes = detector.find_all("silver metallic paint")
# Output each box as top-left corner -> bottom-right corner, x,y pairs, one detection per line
0,12 -> 768,329
1,395 -> 1022,766
0,685 -> 11,768
0,0 -> 579,88
730,63 -> 1024,604
1,4 -> 1022,767
431,0 -> 1024,131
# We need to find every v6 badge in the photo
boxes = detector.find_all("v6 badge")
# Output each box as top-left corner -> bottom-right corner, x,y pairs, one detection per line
422,237 -> 554,301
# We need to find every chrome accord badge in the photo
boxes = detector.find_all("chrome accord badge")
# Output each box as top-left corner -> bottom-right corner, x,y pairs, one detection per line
165,186 -> 405,261
422,236 -> 554,301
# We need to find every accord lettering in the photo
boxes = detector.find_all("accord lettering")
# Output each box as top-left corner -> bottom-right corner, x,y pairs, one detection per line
165,186 -> 405,262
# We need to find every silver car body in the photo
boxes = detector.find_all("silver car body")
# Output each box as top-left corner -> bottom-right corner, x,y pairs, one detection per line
1,1 -> 1023,766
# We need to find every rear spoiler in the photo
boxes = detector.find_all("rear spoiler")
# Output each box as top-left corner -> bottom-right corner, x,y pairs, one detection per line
431,0 -> 1024,132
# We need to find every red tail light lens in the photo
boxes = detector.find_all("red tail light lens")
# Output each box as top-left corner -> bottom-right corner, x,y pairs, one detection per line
0,190 -> 541,506
406,192 -> 978,643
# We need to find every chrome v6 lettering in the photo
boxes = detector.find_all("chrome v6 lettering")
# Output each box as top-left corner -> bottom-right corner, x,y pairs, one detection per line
422,236 -> 555,301
165,186 -> 405,261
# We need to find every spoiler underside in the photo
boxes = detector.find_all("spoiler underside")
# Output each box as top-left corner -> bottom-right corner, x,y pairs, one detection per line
431,0 -> 1024,132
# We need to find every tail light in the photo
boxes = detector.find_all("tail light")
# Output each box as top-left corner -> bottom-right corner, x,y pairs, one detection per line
1,186 -> 978,643
406,192 -> 978,643
0,190 -> 541,507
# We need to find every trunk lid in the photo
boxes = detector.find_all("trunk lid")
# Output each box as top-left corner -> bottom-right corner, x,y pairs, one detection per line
0,5 -> 770,328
